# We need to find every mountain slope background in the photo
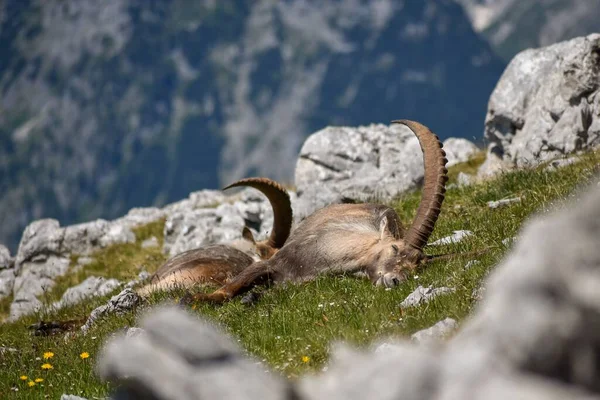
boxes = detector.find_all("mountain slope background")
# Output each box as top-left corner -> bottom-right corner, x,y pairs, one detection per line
457,0 -> 600,60
0,0 -> 505,252
2,0 -> 600,253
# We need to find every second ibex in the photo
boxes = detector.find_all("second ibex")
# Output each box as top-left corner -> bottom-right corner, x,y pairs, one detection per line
182,119 -> 448,304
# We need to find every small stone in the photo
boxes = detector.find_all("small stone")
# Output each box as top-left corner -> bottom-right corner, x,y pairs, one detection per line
545,157 -> 578,171
81,289 -> 140,334
411,318 -> 458,344
487,197 -> 521,209
141,236 -> 159,249
429,230 -> 473,246
400,285 -> 456,308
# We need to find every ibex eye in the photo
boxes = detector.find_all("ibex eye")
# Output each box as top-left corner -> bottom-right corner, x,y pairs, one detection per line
391,244 -> 399,253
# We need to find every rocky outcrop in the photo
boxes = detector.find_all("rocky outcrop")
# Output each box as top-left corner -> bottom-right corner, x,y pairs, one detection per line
2,183 -> 292,321
81,288 -> 140,334
0,244 -> 15,301
163,187 -> 296,257
6,217 -> 140,320
294,123 -> 477,220
481,33 -> 600,177
98,306 -> 291,400
51,276 -> 121,311
294,123 -> 425,219
443,138 -> 480,167
97,176 -> 600,399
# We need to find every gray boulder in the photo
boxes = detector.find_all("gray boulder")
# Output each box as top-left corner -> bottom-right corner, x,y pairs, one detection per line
0,244 -> 13,269
428,230 -> 474,246
482,33 -> 600,175
294,123 -> 425,220
52,276 -> 121,310
9,255 -> 70,320
15,219 -> 64,268
8,216 -> 138,320
62,219 -> 135,256
443,138 -> 480,167
81,288 -> 140,334
162,189 -> 228,215
97,306 -> 291,400
163,187 -> 288,257
0,269 -> 15,301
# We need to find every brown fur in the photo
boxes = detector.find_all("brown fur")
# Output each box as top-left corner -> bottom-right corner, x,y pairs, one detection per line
139,178 -> 293,296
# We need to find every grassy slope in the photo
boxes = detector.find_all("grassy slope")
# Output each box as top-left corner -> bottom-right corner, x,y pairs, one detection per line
0,151 -> 598,398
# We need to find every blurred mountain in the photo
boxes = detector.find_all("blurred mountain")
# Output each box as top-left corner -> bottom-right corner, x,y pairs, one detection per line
0,0 -> 504,251
456,0 -> 600,61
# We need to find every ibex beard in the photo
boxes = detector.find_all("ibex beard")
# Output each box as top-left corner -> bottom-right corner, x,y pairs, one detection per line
181,119 -> 448,305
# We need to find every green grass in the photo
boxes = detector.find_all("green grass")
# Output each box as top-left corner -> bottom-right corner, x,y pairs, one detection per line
0,151 -> 598,398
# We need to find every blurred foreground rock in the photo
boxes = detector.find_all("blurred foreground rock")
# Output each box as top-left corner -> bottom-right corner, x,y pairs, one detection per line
99,178 -> 600,399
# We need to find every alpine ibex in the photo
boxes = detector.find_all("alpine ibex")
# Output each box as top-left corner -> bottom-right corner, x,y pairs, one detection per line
181,119 -> 448,305
138,178 -> 293,296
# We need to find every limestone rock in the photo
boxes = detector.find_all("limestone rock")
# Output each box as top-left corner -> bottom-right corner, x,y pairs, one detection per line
9,255 -> 70,320
400,286 -> 456,308
52,276 -> 121,310
0,244 -> 13,269
487,197 -> 521,209
81,288 -> 140,334
411,318 -> 458,345
443,138 -> 480,167
141,236 -> 159,249
294,123 -> 426,220
15,219 -> 64,268
483,33 -> 600,174
429,230 -> 474,246
97,306 -> 291,400
0,268 -> 15,301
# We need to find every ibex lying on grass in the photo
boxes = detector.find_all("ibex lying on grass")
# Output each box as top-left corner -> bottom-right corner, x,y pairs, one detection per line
30,178 -> 292,336
181,119 -> 448,305
138,178 -> 293,296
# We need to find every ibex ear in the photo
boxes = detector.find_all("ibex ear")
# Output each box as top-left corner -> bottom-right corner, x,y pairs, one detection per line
379,216 -> 390,241
242,226 -> 256,244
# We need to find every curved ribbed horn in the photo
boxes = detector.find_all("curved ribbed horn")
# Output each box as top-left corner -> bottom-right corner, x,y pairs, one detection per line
223,177 -> 293,249
391,120 -> 448,252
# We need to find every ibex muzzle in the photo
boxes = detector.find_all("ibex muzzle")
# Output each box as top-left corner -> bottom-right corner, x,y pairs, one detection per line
138,178 -> 293,296
182,120 -> 448,304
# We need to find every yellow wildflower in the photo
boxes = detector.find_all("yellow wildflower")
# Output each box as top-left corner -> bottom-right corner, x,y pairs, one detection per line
80,352 -> 90,360
302,356 -> 310,363
34,378 -> 44,383
27,381 -> 35,387
20,375 -> 28,381
43,352 -> 54,360
41,363 -> 53,370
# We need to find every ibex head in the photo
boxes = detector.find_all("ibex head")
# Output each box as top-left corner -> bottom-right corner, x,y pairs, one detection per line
369,120 -> 448,288
223,177 -> 293,260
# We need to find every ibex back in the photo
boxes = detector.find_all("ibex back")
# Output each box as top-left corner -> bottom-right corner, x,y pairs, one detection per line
138,177 -> 293,296
183,120 -> 448,304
